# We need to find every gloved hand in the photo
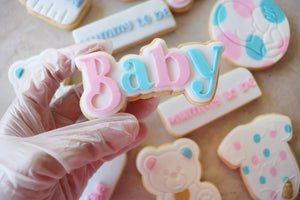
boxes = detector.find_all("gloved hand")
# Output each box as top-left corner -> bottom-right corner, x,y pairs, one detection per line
0,40 -> 159,200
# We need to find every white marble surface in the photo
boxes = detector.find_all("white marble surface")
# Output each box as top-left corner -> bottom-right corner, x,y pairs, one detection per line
0,0 -> 300,200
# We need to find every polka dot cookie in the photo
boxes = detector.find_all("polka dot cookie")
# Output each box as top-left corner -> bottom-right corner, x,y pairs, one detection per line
209,0 -> 290,70
218,114 -> 300,200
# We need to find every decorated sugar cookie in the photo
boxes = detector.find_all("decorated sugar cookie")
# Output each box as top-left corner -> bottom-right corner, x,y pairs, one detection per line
75,38 -> 224,119
136,138 -> 221,200
218,114 -> 300,200
209,0 -> 290,70
19,0 -> 91,30
166,0 -> 194,13
8,49 -> 72,102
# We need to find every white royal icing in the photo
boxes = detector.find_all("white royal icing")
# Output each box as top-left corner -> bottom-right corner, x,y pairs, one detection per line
72,0 -> 177,53
26,0 -> 88,25
218,114 -> 300,200
8,49 -> 72,102
136,138 -> 221,200
209,0 -> 290,69
79,154 -> 127,200
158,68 -> 262,137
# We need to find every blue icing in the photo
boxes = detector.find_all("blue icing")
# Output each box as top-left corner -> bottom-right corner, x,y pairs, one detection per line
259,176 -> 266,184
242,166 -> 250,175
283,176 -> 289,183
182,147 -> 193,159
15,67 -> 24,79
212,3 -> 226,26
68,0 -> 84,8
263,148 -> 270,158
245,35 -> 266,61
285,124 -> 292,133
253,134 -> 261,143
260,0 -> 285,24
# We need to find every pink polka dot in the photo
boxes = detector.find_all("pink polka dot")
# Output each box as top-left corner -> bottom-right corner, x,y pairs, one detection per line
270,191 -> 277,200
251,155 -> 259,165
280,150 -> 287,160
270,167 -> 277,177
270,130 -> 277,138
278,37 -> 290,55
233,0 -> 255,18
233,142 -> 241,151
217,32 -> 241,61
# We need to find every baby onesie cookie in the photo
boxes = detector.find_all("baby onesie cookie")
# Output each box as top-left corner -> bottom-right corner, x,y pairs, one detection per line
79,154 -> 127,200
166,0 -> 194,13
136,138 -> 221,200
209,0 -> 290,70
8,49 -> 72,102
19,0 -> 91,30
72,0 -> 177,54
75,38 -> 224,119
158,67 -> 262,137
218,114 -> 300,200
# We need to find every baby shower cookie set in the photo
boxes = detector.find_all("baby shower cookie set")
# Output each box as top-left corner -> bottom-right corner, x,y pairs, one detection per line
10,0 -> 298,199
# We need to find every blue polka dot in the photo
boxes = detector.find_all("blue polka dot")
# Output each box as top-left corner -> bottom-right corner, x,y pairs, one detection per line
246,35 -> 266,61
182,147 -> 193,159
283,176 -> 288,183
15,67 -> 24,79
260,0 -> 285,24
285,124 -> 292,133
263,148 -> 270,157
253,134 -> 261,143
242,166 -> 250,175
259,176 -> 266,184
212,3 -> 226,26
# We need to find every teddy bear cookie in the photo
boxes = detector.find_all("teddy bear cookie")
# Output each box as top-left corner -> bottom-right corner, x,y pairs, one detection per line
209,0 -> 290,70
218,114 -> 300,200
75,38 -> 224,119
19,0 -> 91,30
136,138 -> 221,200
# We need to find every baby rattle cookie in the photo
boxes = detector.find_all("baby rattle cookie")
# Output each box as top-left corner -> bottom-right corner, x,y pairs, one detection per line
166,0 -> 194,13
136,138 -> 221,200
8,49 -> 72,102
209,0 -> 290,70
218,114 -> 300,200
19,0 -> 91,30
75,38 -> 224,119
79,154 -> 127,200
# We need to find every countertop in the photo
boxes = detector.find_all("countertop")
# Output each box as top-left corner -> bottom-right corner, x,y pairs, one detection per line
0,0 -> 299,199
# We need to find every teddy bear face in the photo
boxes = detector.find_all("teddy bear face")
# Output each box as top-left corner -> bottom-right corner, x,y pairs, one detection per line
136,139 -> 201,195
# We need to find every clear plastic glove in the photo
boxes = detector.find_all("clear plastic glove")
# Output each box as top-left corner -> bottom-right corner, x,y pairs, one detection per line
0,40 -> 159,200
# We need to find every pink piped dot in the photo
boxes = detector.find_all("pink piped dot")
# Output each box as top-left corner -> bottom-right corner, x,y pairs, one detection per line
217,32 -> 241,61
278,37 -> 290,55
270,130 -> 277,138
251,155 -> 259,165
233,142 -> 242,151
270,191 -> 277,200
233,0 -> 255,18
270,167 -> 277,177
279,150 -> 287,160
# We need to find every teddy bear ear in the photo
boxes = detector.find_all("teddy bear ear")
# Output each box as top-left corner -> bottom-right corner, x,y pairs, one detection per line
145,157 -> 156,170
136,147 -> 158,173
174,138 -> 200,159
181,147 -> 193,159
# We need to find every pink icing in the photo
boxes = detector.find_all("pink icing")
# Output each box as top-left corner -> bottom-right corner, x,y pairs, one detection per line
217,32 -> 241,61
270,130 -> 277,138
238,77 -> 256,93
233,142 -> 241,151
222,88 -> 237,100
233,0 -> 255,18
270,167 -> 277,177
79,55 -> 122,114
251,155 -> 258,165
149,42 -> 190,88
270,191 -> 277,200
169,0 -> 187,4
278,37 -> 290,55
261,60 -> 274,68
86,182 -> 110,200
279,150 -> 287,160
146,158 -> 156,170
